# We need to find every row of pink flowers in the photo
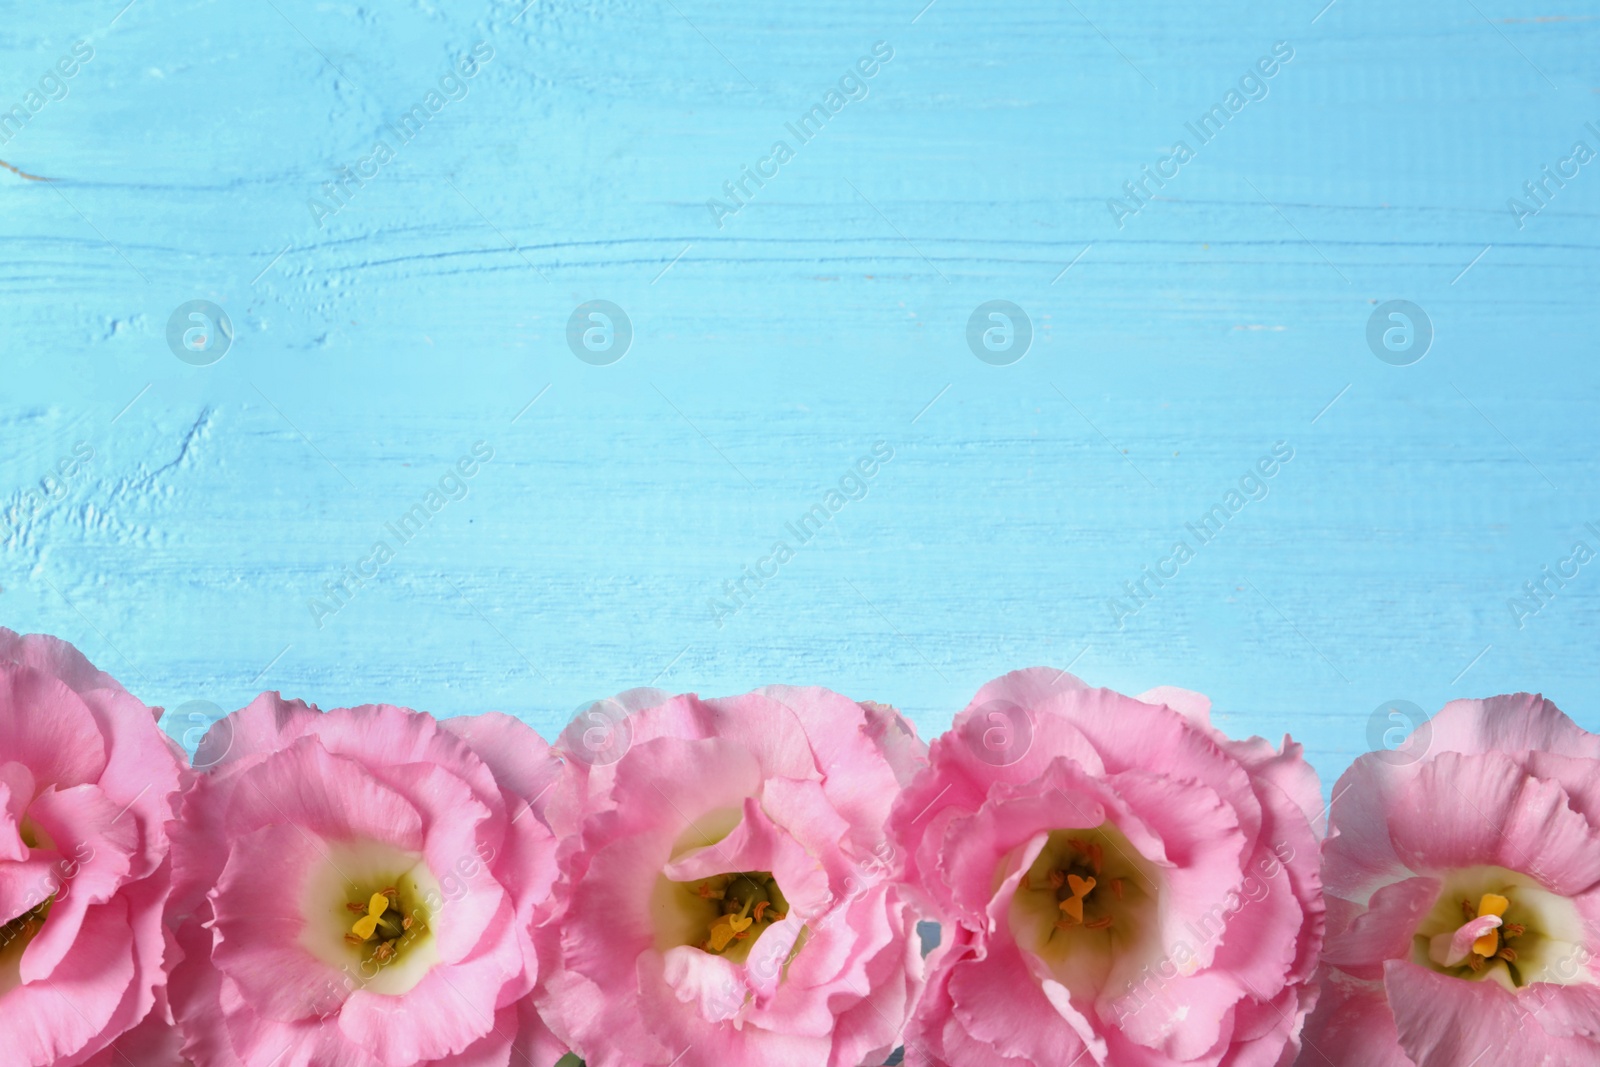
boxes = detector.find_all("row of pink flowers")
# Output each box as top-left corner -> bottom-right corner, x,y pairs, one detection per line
1,626 -> 1595,1066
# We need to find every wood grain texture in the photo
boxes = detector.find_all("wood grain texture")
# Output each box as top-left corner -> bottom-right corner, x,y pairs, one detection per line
2,0 -> 1597,790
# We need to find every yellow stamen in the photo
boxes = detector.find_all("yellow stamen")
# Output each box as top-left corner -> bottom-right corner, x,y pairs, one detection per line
351,891 -> 390,941
705,914 -> 753,952
1472,893 -> 1509,958
1477,893 -> 1510,917
1058,874 -> 1096,924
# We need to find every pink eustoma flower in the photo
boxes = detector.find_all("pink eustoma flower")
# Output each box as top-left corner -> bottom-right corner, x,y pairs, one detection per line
535,686 -> 929,1067
0,629 -> 186,1067
1302,694 -> 1600,1066
891,669 -> 1325,1067
168,693 -> 565,1067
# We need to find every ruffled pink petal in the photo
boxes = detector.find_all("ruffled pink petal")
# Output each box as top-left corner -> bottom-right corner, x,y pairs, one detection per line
1321,754 -> 1414,903
377,761 -> 502,964
756,686 -> 919,855
1296,968 -> 1410,1067
440,713 -> 564,829
1322,876 -> 1441,979
212,966 -> 379,1067
824,893 -> 924,1067
855,697 -> 929,789
1426,914 -> 1501,969
17,784 -> 139,982
1389,750 -> 1600,895
660,946 -> 745,1023
756,882 -> 897,1031
427,1003 -> 517,1067
75,983 -> 184,1067
0,763 -> 35,862
219,738 -> 425,853
1425,693 -> 1600,762
0,854 -> 62,925
662,797 -> 831,921
71,863 -> 174,1067
755,778 -> 859,896
1136,685 -> 1213,728
169,692 -> 321,921
949,931 -> 1099,1065
1201,834 -> 1310,1003
1220,734 -> 1327,841
0,897 -> 136,1067
339,930 -> 524,1066
1385,959 -> 1600,1066
209,823 -> 347,1022
558,832 -> 669,1014
507,995 -> 569,1067
0,668 -> 106,791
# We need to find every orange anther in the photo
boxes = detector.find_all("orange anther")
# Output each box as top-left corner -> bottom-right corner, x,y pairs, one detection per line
1059,875 -> 1096,923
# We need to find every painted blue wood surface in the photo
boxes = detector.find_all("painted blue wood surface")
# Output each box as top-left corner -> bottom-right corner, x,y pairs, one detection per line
2,0 -> 1598,792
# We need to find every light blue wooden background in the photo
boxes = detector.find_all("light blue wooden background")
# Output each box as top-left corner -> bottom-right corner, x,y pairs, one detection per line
2,0 -> 1597,791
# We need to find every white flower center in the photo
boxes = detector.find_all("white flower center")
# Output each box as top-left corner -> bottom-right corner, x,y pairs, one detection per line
1413,865 -> 1592,990
298,840 -> 442,997
1008,824 -> 1165,998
